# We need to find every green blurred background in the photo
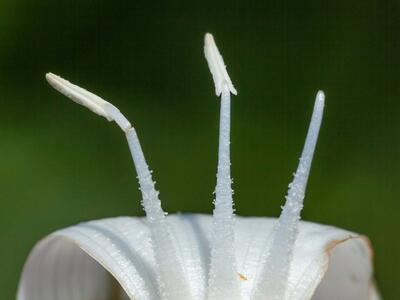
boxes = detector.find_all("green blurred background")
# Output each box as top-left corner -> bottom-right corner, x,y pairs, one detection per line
0,0 -> 398,298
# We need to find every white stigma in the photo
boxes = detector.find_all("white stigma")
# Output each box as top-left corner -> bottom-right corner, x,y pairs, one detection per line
204,33 -> 237,96
252,91 -> 325,300
46,73 -> 193,300
204,34 -> 241,300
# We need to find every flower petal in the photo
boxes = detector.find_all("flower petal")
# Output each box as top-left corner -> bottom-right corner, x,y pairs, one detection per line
17,215 -> 379,300
234,217 -> 379,300
16,234 -> 116,300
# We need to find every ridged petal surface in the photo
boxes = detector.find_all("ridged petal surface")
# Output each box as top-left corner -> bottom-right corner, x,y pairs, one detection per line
17,214 -> 380,300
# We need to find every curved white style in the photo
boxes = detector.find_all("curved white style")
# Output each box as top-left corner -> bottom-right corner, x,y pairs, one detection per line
17,33 -> 381,300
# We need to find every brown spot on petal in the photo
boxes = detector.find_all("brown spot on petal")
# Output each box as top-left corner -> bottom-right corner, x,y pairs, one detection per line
238,272 -> 248,281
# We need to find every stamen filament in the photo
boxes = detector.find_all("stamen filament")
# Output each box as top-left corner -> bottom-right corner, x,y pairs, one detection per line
204,34 -> 241,300
46,73 -> 192,300
252,91 -> 325,300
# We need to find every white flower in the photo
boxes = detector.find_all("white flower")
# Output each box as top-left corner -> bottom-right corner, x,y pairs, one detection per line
17,33 -> 380,300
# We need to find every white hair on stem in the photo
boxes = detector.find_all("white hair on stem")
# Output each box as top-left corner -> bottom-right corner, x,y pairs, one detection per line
45,73 -> 193,300
204,33 -> 241,300
252,91 -> 325,300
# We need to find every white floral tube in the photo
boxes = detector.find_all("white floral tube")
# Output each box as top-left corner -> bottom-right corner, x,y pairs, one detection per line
17,215 -> 379,300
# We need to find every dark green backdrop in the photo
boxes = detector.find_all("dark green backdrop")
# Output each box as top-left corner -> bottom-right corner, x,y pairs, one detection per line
1,0 -> 398,298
